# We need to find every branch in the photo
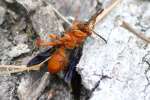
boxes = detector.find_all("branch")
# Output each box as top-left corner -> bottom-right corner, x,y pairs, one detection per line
95,0 -> 121,24
0,56 -> 51,75
120,20 -> 150,43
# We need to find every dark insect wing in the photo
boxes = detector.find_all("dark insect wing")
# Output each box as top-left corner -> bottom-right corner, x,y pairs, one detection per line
64,46 -> 83,100
64,45 -> 83,82
27,47 -> 55,66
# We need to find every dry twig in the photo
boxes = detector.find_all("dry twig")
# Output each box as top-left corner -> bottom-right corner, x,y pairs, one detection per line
120,20 -> 150,43
95,0 -> 121,24
0,57 -> 51,75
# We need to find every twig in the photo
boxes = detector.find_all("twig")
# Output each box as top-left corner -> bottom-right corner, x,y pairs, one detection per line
120,20 -> 150,43
0,56 -> 51,75
95,0 -> 121,24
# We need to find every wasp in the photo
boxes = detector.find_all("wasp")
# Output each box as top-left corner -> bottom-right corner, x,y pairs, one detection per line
27,0 -> 120,77
35,9 -> 105,73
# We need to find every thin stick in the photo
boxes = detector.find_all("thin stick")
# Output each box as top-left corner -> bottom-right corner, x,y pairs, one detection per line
0,65 -> 27,69
120,21 -> 150,43
95,0 -> 121,24
0,56 -> 51,75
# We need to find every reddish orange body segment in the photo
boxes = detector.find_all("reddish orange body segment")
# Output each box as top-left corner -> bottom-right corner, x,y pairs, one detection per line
48,47 -> 68,73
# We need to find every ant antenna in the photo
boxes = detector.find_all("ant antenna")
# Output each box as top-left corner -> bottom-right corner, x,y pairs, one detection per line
92,30 -> 107,43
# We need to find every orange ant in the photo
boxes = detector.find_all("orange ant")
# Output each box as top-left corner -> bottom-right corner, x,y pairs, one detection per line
36,0 -> 120,74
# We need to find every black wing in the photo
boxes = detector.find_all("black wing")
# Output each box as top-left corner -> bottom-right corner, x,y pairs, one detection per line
64,46 -> 83,82
27,47 -> 55,66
